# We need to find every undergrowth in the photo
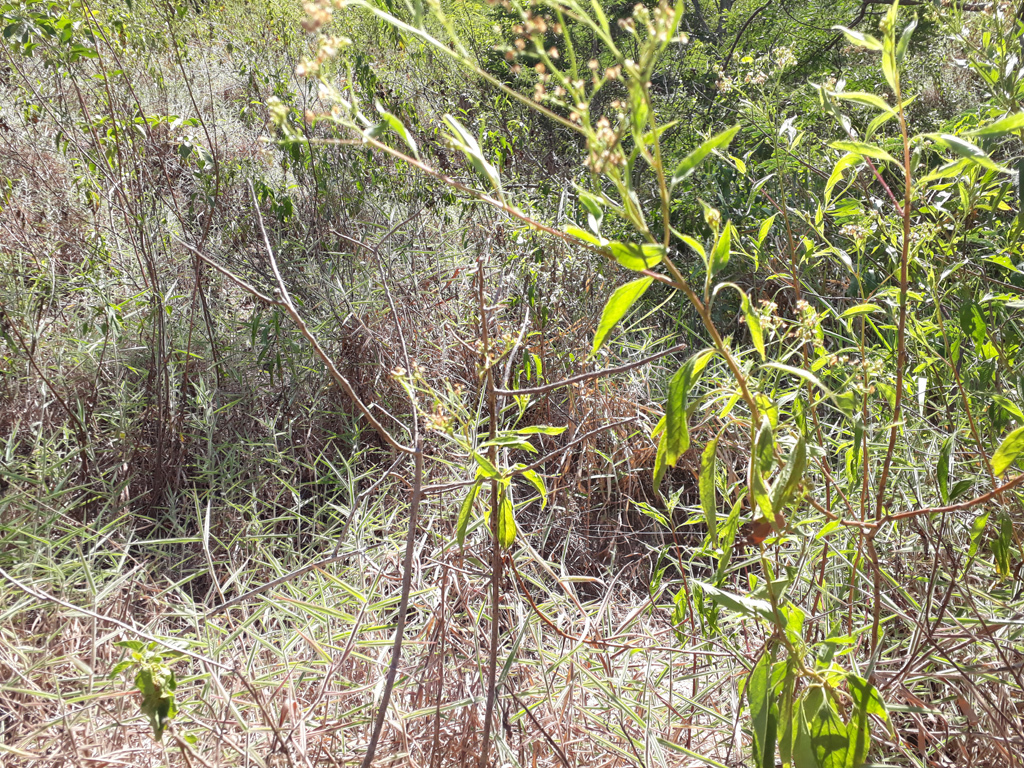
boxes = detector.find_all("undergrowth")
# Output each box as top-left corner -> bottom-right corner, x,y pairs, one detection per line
1,0 -> 1023,766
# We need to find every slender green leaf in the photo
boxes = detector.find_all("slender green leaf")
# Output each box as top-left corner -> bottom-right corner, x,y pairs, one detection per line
520,468 -> 548,509
926,133 -> 1002,172
937,436 -> 953,505
968,510 -> 989,559
770,436 -> 806,514
806,687 -> 849,768
834,91 -> 894,114
757,215 -> 776,247
969,111 -> 1024,138
653,431 -> 668,492
377,105 -> 419,159
832,26 -> 883,51
497,483 -> 517,548
666,349 -> 715,465
841,303 -> 882,318
592,277 -> 653,354
516,425 -> 568,435
708,223 -> 731,280
830,140 -> 898,165
846,675 -> 878,767
755,416 -> 775,475
456,479 -> 482,546
896,14 -> 918,64
670,125 -> 741,188
442,114 -> 502,192
693,580 -> 776,623
472,452 -> 500,478
700,438 -> 718,546
749,648 -> 775,768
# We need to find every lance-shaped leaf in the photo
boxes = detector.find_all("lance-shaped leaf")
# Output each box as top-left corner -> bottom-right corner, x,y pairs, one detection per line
608,241 -> 665,271
693,580 -> 776,623
666,349 -> 715,466
456,477 -> 483,547
442,114 -> 502,192
472,452 -> 500,478
700,438 -> 719,546
895,13 -> 918,64
833,25 -> 882,51
847,674 -> 887,765
376,103 -> 419,159
708,222 -> 731,280
770,435 -> 806,516
926,133 -> 1002,172
778,658 -> 798,768
993,425 -> 1024,476
757,214 -> 776,247
714,282 -> 765,359
807,686 -> 850,768
749,648 -> 776,768
825,153 -> 863,206
653,430 -> 669,492
516,425 -> 568,435
881,20 -> 898,94
592,277 -> 653,354
751,465 -> 774,522
830,140 -> 899,165
969,111 -> 1024,138
520,467 -> 548,509
670,125 -> 741,188
968,510 -> 989,559
755,416 -> 775,475
937,436 -> 953,505
793,692 -> 817,768
496,481 -> 517,548
834,91 -> 894,114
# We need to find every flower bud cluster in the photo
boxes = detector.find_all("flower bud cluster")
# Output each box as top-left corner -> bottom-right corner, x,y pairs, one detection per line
714,46 -> 796,93
791,300 -> 823,347
840,222 -> 871,242
586,116 -> 626,173
757,300 -> 782,334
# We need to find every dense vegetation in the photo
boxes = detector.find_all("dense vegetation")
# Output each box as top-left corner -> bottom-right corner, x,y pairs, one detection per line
2,0 -> 1023,766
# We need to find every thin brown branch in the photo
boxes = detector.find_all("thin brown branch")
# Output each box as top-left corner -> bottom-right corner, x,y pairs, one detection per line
496,343 -> 687,396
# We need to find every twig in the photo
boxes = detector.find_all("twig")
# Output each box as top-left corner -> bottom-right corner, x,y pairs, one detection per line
207,555 -> 351,616
505,687 -> 571,768
878,474 -> 1024,526
495,343 -> 687,396
478,247 -> 503,768
359,436 -> 424,768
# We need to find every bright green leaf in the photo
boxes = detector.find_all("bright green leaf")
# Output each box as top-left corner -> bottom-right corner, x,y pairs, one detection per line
670,125 -> 741,188
666,349 -> 715,465
608,241 -> 665,271
830,140 -> 899,166
700,438 -> 718,546
969,111 -> 1024,138
592,277 -> 653,354
456,478 -> 482,546
992,425 -> 1024,476
496,484 -> 517,548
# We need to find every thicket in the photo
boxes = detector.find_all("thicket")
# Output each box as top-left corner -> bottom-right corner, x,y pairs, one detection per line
1,0 -> 1023,766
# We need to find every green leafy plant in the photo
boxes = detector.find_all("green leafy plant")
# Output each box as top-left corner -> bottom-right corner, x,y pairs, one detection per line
111,640 -> 182,742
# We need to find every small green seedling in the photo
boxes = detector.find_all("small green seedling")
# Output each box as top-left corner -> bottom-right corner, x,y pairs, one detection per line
111,640 -> 182,741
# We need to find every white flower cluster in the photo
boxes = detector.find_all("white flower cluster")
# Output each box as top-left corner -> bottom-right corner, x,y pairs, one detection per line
840,223 -> 871,242
714,46 -> 797,94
